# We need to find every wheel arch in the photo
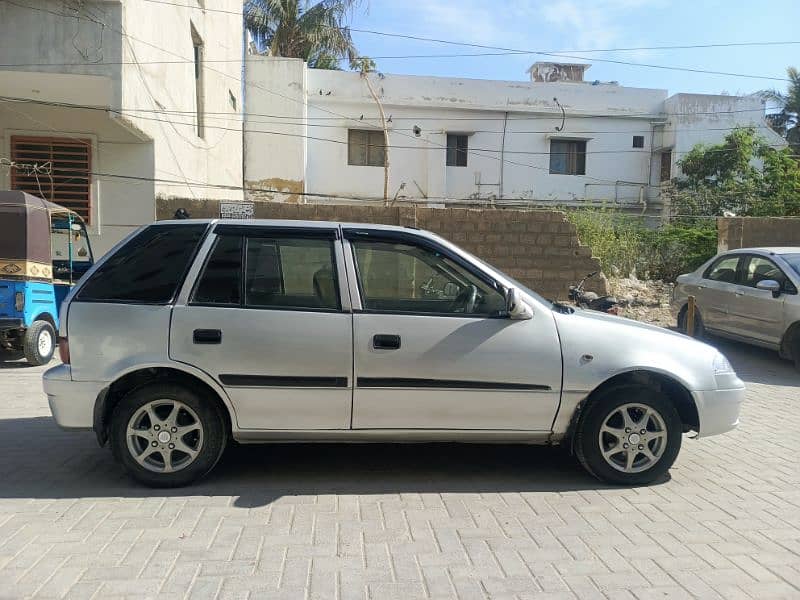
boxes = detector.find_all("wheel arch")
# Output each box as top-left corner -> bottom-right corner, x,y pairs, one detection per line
94,364 -> 235,447
567,369 -> 699,453
31,312 -> 57,328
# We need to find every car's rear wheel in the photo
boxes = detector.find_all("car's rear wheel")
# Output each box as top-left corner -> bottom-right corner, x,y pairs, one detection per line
678,305 -> 705,339
23,320 -> 56,366
109,383 -> 227,487
575,385 -> 682,485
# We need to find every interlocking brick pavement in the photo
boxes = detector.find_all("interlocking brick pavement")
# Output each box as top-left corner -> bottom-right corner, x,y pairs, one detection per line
0,338 -> 798,599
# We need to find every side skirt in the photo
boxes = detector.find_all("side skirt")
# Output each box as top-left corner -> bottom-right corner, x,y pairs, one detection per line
233,429 -> 553,444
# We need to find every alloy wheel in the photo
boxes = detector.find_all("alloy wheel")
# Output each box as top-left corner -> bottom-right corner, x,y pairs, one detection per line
126,399 -> 204,473
598,403 -> 668,473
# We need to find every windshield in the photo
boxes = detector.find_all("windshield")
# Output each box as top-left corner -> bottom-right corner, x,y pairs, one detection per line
51,227 -> 92,263
781,253 -> 800,278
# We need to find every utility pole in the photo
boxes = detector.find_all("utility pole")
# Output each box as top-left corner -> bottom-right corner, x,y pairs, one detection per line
361,72 -> 389,204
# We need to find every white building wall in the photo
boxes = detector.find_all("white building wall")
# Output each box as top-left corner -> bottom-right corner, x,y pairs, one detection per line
0,0 -> 244,255
244,60 -> 674,208
244,57 -> 307,201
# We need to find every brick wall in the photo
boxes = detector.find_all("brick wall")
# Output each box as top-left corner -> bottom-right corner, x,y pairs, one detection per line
157,198 -> 607,299
718,217 -> 800,252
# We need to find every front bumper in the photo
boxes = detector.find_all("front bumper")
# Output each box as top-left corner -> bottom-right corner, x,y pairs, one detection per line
43,364 -> 104,430
692,384 -> 746,438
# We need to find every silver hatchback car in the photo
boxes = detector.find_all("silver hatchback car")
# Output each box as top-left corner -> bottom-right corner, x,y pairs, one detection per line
672,247 -> 800,370
44,220 -> 744,487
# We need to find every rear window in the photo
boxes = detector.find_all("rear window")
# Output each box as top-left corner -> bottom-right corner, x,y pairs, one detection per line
76,224 -> 207,303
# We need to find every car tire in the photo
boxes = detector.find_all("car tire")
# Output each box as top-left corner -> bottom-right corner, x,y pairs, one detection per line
109,383 -> 228,488
678,306 -> 705,339
23,320 -> 56,366
792,335 -> 800,373
575,384 -> 683,486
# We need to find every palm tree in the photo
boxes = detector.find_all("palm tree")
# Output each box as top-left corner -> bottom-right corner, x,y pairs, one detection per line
762,67 -> 800,152
244,0 -> 365,70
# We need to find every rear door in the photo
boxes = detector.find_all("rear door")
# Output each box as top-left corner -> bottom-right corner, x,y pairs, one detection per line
344,228 -> 562,431
170,224 -> 353,430
696,254 -> 743,333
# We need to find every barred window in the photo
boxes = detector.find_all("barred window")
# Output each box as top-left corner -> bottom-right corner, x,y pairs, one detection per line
10,136 -> 91,223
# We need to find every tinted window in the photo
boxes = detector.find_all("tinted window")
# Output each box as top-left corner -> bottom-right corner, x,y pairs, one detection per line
192,235 -> 242,305
352,240 -> 506,316
77,224 -> 206,303
245,237 -> 339,310
704,255 -> 740,283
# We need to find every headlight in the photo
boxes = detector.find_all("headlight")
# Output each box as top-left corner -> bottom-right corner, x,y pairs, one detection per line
14,291 -> 24,311
713,352 -> 734,374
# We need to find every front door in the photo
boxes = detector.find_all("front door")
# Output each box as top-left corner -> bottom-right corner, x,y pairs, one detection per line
730,255 -> 790,345
170,226 -> 353,430
344,229 -> 562,431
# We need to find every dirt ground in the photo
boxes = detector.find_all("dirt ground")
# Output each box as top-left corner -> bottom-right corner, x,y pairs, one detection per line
608,276 -> 675,328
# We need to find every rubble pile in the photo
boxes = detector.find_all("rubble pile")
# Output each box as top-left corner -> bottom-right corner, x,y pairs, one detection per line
609,276 -> 675,328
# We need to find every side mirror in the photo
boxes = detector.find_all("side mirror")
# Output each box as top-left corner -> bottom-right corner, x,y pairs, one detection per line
756,279 -> 781,298
505,288 -> 533,320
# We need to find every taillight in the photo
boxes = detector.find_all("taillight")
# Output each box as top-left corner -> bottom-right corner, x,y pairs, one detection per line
58,336 -> 70,364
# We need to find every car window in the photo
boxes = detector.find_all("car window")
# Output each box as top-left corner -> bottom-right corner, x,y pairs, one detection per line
742,256 -> 794,292
245,237 -> 340,311
351,239 -> 506,316
77,224 -> 207,304
703,255 -> 740,284
192,235 -> 242,305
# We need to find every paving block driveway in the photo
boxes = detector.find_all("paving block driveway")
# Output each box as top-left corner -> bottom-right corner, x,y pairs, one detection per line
0,339 -> 798,600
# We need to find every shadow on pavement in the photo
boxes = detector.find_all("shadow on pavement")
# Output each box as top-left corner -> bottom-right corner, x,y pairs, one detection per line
0,417 -> 664,505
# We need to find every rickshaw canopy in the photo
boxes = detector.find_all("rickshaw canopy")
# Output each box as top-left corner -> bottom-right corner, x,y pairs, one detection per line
0,190 -> 86,279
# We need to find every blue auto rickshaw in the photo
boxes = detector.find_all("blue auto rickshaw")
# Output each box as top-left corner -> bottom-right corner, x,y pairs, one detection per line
0,191 -> 94,365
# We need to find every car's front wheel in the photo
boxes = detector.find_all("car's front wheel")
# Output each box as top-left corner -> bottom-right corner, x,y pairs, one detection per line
575,385 -> 683,485
109,383 -> 227,487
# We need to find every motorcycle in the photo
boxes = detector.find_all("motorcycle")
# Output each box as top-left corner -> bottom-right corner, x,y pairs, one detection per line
568,272 -> 619,315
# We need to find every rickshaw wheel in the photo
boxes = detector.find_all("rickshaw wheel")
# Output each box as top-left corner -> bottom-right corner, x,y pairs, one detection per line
23,320 -> 56,366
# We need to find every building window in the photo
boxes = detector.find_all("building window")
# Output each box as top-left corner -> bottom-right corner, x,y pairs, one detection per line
348,129 -> 385,167
549,139 -> 586,175
191,23 -> 205,138
660,150 -> 672,182
10,136 -> 92,224
632,135 -> 644,148
446,134 -> 468,167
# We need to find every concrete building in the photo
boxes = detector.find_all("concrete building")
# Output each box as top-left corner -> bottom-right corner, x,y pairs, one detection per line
0,0 -> 244,255
244,57 -> 784,214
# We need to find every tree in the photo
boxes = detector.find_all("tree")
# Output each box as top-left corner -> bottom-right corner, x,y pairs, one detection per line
244,0 -> 365,70
669,127 -> 800,217
761,66 -> 800,153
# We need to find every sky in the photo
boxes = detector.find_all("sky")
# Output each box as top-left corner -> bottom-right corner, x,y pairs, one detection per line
344,0 -> 798,98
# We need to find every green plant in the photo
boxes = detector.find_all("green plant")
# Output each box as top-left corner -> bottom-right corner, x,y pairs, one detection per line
244,0 -> 366,70
567,209 -> 718,282
671,127 -> 800,218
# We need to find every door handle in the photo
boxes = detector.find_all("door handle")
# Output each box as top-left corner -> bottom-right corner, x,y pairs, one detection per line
193,329 -> 222,344
373,334 -> 401,350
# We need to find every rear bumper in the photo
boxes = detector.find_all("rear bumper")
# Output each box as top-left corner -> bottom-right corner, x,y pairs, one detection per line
42,364 -> 103,430
692,385 -> 746,438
